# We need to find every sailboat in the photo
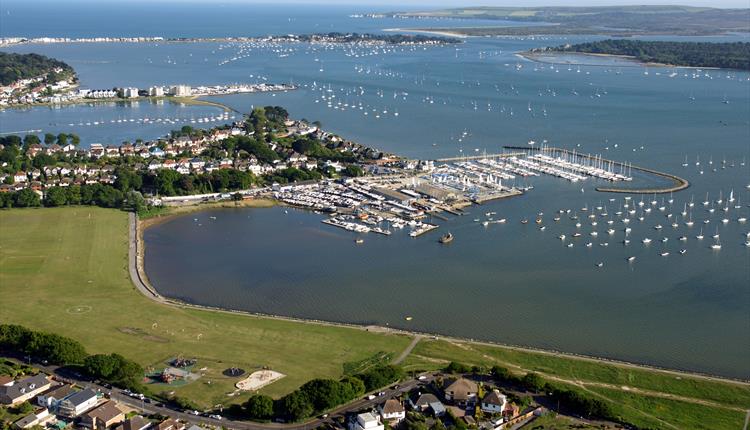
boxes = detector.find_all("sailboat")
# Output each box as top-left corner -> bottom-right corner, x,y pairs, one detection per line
710,237 -> 722,250
696,228 -> 704,240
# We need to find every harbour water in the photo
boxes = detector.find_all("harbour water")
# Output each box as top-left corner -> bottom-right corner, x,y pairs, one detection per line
2,1 -> 749,378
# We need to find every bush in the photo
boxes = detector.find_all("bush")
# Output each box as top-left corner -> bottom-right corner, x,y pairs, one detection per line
444,361 -> 471,374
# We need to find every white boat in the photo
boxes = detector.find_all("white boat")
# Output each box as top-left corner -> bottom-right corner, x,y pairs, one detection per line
642,238 -> 652,244
660,252 -> 670,257
627,256 -> 636,262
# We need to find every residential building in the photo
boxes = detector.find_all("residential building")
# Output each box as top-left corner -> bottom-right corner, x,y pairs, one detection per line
349,412 -> 384,430
81,401 -> 125,430
149,86 -> 165,97
443,378 -> 478,406
37,384 -> 75,410
115,415 -> 151,430
153,418 -> 185,430
408,393 -> 439,412
123,88 -> 140,98
480,390 -> 507,414
13,407 -> 52,429
169,85 -> 191,97
0,374 -> 51,406
378,399 -> 405,424
57,388 -> 98,418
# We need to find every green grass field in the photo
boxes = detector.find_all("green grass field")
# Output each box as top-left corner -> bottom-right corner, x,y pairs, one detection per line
1,207 -> 747,428
0,207 -> 411,408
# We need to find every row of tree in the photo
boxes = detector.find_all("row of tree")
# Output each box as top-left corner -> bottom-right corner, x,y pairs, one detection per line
0,52 -> 76,86
0,324 -> 144,391
244,365 -> 403,422
553,39 -> 750,70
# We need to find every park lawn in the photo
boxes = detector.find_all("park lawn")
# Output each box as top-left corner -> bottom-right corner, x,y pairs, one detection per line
0,207 -> 411,408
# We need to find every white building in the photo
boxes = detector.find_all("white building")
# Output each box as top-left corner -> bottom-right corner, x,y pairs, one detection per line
349,412 -> 384,430
57,388 -> 98,418
169,85 -> 192,97
378,399 -> 405,424
480,390 -> 508,414
123,88 -> 139,98
149,86 -> 165,97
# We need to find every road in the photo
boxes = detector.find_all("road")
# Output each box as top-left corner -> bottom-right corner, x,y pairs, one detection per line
32,357 -> 433,430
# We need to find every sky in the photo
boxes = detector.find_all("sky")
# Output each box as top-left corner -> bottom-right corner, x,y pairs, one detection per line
7,0 -> 749,7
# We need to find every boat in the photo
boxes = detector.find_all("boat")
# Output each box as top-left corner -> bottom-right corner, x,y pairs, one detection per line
660,252 -> 670,257
355,238 -> 364,244
627,256 -> 636,262
439,232 -> 453,244
642,238 -> 652,244
711,238 -> 722,250
595,262 -> 604,267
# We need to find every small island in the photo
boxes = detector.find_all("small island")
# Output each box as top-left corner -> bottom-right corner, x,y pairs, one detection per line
527,39 -> 750,70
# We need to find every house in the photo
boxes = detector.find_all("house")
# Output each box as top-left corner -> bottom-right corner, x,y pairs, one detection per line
378,399 -> 405,424
428,402 -> 446,418
0,376 -> 12,386
324,160 -> 344,172
408,393 -> 439,411
443,378 -> 478,406
0,374 -> 52,406
114,415 -> 151,430
153,418 -> 185,430
349,412 -> 383,430
13,171 -> 27,183
89,143 -> 105,158
81,401 -> 125,430
189,157 -> 205,170
480,390 -> 507,414
26,144 -> 44,157
57,388 -> 98,418
13,407 -> 52,429
148,160 -> 163,171
37,384 -> 75,410
501,403 -> 520,420
149,147 -> 166,158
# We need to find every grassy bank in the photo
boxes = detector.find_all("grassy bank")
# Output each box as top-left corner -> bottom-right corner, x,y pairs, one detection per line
0,207 -> 747,428
402,340 -> 749,430
0,207 -> 410,408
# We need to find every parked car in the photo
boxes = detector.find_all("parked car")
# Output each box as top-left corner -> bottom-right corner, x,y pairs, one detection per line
367,395 -> 376,400
209,414 -> 222,420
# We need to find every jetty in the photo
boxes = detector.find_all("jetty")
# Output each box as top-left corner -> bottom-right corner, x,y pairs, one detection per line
503,146 -> 690,194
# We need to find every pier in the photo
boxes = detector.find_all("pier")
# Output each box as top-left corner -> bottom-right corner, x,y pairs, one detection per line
503,146 -> 690,194
434,152 -> 525,163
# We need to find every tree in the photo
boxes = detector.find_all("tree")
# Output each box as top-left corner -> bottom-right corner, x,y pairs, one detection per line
13,189 -> 41,207
44,133 -> 56,145
343,165 -> 363,177
520,372 -> 545,392
70,134 -> 81,146
245,394 -> 274,420
44,187 -> 68,207
23,134 -> 40,147
123,190 -> 146,213
56,133 -> 68,146
278,391 -> 313,421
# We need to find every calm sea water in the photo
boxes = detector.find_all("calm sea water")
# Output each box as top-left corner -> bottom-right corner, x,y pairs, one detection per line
2,2 -> 749,378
